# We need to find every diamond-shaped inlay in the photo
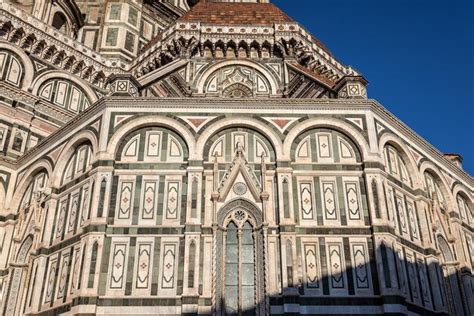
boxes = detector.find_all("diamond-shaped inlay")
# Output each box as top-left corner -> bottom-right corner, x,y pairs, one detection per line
166,263 -> 172,269
115,263 -> 122,269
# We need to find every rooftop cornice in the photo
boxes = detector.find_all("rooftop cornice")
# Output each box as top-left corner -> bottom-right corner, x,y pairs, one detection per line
0,3 -> 128,72
4,97 -> 472,188
131,20 -> 357,81
0,2 -> 357,88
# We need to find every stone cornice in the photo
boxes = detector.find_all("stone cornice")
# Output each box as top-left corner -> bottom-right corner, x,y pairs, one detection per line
0,82 -> 75,124
2,97 -> 472,188
0,3 -> 127,73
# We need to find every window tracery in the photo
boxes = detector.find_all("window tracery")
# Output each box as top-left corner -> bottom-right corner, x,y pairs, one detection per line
223,210 -> 257,315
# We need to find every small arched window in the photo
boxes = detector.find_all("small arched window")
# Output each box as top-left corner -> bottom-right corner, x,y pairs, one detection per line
424,172 -> 446,207
456,194 -> 472,224
383,144 -> 412,187
61,144 -> 93,186
52,12 -> 69,33
12,132 -> 24,152
18,171 -> 48,211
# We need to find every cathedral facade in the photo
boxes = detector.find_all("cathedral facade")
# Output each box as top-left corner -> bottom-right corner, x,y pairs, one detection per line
0,1 -> 472,315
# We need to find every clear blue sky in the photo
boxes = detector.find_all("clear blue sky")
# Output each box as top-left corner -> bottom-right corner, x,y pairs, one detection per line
273,0 -> 474,175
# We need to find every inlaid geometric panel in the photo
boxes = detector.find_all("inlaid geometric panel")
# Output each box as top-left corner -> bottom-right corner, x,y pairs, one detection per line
44,257 -> 58,303
338,137 -> 355,160
405,252 -> 419,301
395,195 -> 408,235
67,193 -> 80,233
118,181 -> 134,219
165,182 -> 180,220
317,133 -> 332,159
80,185 -> 90,226
322,181 -> 338,221
141,181 -> 157,220
70,246 -> 82,294
328,244 -> 345,289
299,183 -> 314,220
406,201 -> 418,240
303,243 -> 320,289
345,182 -> 361,221
417,259 -> 431,305
110,244 -> 127,289
396,248 -> 408,297
145,131 -> 161,158
56,198 -> 69,239
136,244 -> 152,289
161,244 -> 176,289
168,136 -> 182,158
351,244 -> 369,289
56,254 -> 70,299
6,55 -> 22,86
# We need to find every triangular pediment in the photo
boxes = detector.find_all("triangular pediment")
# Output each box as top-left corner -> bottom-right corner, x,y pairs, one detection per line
217,150 -> 262,203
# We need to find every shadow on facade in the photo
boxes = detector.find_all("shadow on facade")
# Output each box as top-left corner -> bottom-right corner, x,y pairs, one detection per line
214,242 -> 473,316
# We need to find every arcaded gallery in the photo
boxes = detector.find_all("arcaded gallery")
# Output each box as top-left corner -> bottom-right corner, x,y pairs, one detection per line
0,0 -> 472,315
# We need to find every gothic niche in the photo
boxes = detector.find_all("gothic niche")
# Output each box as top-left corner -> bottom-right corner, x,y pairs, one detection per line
204,65 -> 271,98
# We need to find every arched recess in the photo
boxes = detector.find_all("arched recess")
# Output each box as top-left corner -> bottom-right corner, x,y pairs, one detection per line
51,11 -> 69,34
196,117 -> 283,161
31,71 -> 98,104
115,126 -> 189,163
203,127 -> 276,164
0,42 -> 34,90
283,117 -> 370,161
452,184 -> 473,224
420,161 -> 455,210
379,133 -> 422,189
436,233 -> 467,316
51,130 -> 98,188
9,160 -> 53,214
4,234 -> 34,315
437,235 -> 454,263
106,116 -> 196,160
291,127 -> 362,164
195,60 -> 279,95
215,198 -> 265,315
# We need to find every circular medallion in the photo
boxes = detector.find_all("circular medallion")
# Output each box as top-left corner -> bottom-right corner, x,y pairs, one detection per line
233,182 -> 248,196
